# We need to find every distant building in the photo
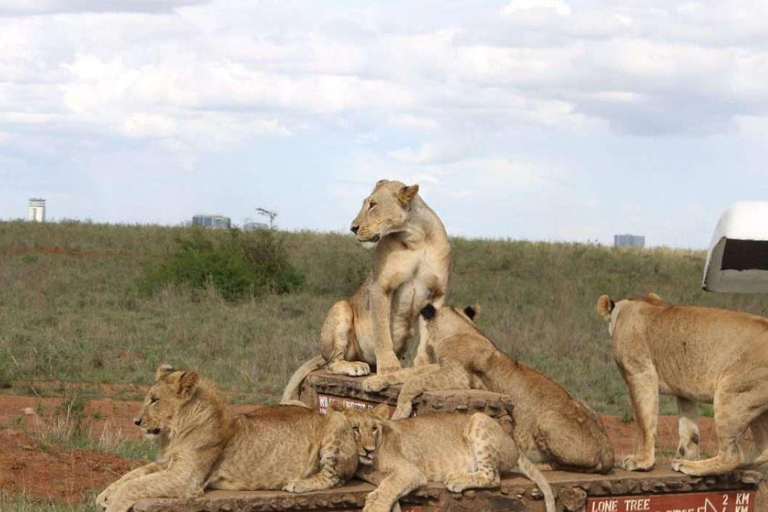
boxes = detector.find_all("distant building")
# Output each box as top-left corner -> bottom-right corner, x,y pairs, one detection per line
28,198 -> 46,222
192,214 -> 231,229
243,220 -> 269,231
614,234 -> 645,248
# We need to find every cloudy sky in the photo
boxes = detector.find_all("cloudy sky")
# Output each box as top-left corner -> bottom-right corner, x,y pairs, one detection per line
2,0 -> 767,247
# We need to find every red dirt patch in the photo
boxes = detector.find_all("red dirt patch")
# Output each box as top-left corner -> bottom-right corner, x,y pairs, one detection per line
0,429 -> 135,504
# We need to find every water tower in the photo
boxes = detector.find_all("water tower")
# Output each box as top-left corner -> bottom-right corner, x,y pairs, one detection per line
28,198 -> 46,222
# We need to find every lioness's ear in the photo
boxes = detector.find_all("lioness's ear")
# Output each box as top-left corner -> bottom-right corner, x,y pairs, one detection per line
596,295 -> 614,321
155,364 -> 176,382
397,184 -> 419,205
464,303 -> 482,321
177,371 -> 199,396
371,403 -> 390,419
375,179 -> 389,188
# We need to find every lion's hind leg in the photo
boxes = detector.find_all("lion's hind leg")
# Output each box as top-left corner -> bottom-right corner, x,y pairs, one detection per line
444,414 -> 502,493
672,376 -> 768,476
746,412 -> 768,467
322,301 -> 370,377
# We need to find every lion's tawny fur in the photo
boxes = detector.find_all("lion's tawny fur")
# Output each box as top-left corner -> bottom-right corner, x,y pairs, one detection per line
336,404 -> 554,512
281,179 -> 451,403
597,293 -> 768,476
363,305 -> 615,474
97,366 -> 357,512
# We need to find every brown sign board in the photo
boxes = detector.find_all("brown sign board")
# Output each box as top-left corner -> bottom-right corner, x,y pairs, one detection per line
587,490 -> 755,512
317,394 -> 398,417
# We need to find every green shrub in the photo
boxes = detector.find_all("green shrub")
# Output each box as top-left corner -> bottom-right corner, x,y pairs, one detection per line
143,228 -> 304,302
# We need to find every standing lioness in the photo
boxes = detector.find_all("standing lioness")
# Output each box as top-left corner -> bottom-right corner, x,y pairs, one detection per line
282,180 -> 451,403
597,293 -> 768,476
97,366 -> 357,512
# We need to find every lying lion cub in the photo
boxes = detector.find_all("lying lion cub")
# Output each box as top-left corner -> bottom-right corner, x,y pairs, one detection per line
97,365 -> 357,512
363,304 -> 615,474
335,403 -> 555,512
597,293 -> 768,476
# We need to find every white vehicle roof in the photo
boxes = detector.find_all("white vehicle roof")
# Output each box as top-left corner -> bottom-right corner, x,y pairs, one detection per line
703,201 -> 768,293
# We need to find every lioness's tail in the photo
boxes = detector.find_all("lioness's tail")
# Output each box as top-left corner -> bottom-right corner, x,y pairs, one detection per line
280,355 -> 326,404
517,453 -> 555,512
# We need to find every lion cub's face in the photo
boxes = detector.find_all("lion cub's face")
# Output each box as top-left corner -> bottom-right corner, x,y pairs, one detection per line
334,404 -> 388,465
134,365 -> 199,440
420,303 -> 481,344
350,180 -> 420,249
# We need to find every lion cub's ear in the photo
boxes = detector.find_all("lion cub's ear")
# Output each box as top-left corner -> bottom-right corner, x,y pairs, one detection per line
647,292 -> 663,302
176,371 -> 199,396
464,303 -> 482,321
596,295 -> 615,321
397,184 -> 419,205
155,364 -> 176,382
371,404 -> 390,419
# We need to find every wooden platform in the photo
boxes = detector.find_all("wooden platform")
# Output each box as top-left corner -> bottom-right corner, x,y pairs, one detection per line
132,467 -> 761,511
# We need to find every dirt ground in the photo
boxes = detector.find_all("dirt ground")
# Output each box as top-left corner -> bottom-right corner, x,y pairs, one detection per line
0,393 -> 748,506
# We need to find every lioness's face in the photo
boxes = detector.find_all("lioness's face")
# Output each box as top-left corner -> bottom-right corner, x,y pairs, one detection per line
134,365 -> 198,440
350,180 -> 419,249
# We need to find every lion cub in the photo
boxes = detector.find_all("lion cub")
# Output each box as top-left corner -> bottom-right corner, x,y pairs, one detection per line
363,303 -> 615,474
598,293 -> 768,476
97,366 -> 357,512
334,403 -> 555,512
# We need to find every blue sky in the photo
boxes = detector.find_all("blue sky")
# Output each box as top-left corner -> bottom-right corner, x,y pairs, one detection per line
1,0 -> 767,247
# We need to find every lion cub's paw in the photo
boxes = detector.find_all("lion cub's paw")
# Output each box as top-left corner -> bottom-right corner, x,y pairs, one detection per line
362,376 -> 389,393
284,479 -> 314,493
443,472 -> 471,493
362,489 -> 390,512
622,454 -> 655,472
391,402 -> 413,420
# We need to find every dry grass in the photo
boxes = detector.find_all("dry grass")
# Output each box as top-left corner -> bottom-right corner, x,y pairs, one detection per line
1,220 -> 768,416
0,493 -> 100,512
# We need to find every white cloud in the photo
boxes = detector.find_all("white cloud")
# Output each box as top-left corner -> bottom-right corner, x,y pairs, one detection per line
502,0 -> 572,17
0,0 -> 210,16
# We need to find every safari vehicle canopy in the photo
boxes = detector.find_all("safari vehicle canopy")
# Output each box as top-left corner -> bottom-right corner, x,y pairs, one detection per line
703,201 -> 768,293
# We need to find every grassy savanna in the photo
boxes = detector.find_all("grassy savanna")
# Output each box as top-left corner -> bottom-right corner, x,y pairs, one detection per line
2,220 -> 768,416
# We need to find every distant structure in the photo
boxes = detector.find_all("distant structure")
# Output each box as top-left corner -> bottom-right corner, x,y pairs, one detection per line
28,198 -> 46,222
614,234 -> 645,248
255,208 -> 278,229
192,214 -> 231,229
243,219 -> 269,231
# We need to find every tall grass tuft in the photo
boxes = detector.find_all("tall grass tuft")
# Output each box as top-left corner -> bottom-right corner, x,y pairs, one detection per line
142,228 -> 304,302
